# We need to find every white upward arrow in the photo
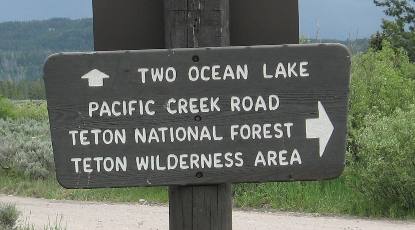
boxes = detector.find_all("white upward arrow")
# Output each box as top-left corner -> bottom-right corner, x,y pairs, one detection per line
306,101 -> 334,157
81,69 -> 110,87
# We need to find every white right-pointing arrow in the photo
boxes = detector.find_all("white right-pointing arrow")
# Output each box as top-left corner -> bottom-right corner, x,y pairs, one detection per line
306,101 -> 334,157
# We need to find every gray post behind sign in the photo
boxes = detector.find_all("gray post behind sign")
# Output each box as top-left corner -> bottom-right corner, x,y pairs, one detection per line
164,0 -> 232,229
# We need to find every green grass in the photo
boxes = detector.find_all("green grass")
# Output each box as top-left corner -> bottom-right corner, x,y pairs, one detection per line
0,172 -> 168,204
235,168 -> 414,218
1,170 -> 413,219
234,174 -> 376,217
0,202 -> 19,229
12,100 -> 48,121
0,99 -> 48,121
1,44 -> 414,219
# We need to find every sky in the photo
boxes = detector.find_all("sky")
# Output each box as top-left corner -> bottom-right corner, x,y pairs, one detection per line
300,0 -> 386,39
0,0 -> 387,40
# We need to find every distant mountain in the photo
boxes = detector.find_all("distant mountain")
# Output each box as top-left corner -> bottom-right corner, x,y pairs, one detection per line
0,0 -> 92,23
0,18 -> 369,82
0,0 -> 384,40
0,18 -> 92,81
303,38 -> 370,55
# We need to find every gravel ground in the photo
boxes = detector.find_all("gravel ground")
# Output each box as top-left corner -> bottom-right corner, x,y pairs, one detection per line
1,195 -> 414,230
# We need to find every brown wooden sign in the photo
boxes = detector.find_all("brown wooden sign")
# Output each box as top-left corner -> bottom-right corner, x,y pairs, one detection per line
44,44 -> 351,189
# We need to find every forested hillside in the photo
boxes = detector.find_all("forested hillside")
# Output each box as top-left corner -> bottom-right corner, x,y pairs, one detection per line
0,18 -> 369,99
0,18 -> 370,81
0,18 -> 93,82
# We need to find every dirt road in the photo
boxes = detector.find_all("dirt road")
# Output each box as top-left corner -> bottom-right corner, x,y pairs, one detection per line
1,195 -> 414,230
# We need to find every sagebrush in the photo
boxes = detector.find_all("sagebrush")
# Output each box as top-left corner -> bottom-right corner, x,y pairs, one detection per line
0,203 -> 19,230
0,41 -> 414,218
0,119 -> 54,179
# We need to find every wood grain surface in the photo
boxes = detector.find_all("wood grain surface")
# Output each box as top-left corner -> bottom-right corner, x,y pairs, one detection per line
44,44 -> 351,189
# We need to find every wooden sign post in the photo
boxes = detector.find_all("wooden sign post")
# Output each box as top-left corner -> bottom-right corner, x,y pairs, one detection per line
44,1 -> 351,230
92,0 -> 299,50
164,1 -> 232,229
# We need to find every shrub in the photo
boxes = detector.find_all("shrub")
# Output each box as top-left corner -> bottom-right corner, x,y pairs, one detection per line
0,97 -> 15,120
348,41 -> 415,160
12,101 -> 48,121
346,40 -> 415,217
351,105 -> 415,215
349,41 -> 415,129
0,139 -> 15,171
0,203 -> 64,230
0,119 -> 54,179
0,203 -> 19,230
15,139 -> 54,180
0,99 -> 48,121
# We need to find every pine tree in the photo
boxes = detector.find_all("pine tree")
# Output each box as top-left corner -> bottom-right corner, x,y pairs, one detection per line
372,0 -> 415,61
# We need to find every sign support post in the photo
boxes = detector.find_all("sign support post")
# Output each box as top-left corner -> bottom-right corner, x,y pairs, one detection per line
164,0 -> 232,229
45,2 -> 350,230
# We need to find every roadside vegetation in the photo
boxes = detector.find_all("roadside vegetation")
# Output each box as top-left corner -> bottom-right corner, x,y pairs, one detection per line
0,41 -> 414,219
0,202 -> 65,230
235,41 -> 415,218
1,0 -> 414,220
0,203 -> 19,230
